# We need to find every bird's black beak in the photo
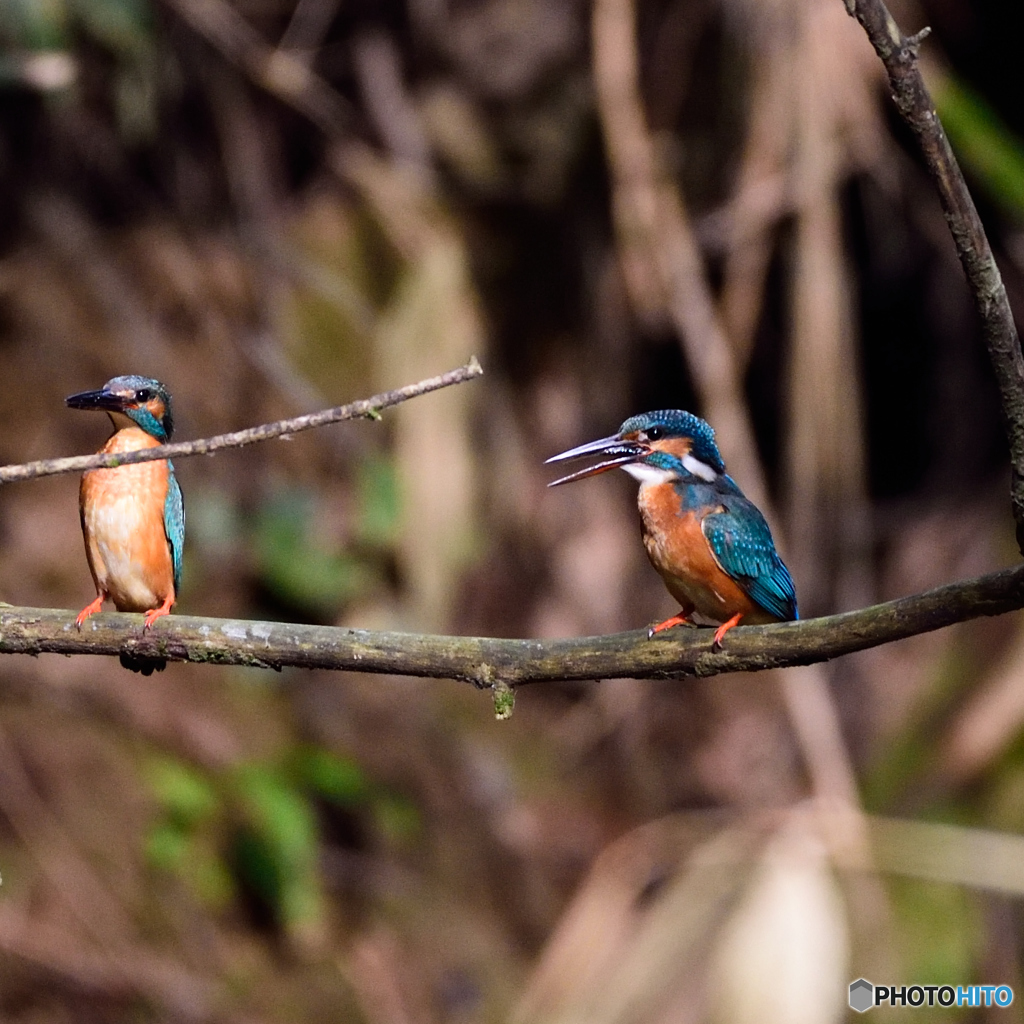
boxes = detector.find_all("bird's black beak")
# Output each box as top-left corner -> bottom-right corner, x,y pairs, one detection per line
66,388 -> 128,412
545,434 -> 648,487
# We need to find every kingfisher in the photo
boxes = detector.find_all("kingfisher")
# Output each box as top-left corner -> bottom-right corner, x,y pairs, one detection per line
66,376 -> 184,675
547,410 -> 797,647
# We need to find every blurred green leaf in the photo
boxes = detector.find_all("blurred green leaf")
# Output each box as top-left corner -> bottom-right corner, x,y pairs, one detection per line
863,641 -> 978,812
146,756 -> 219,830
292,745 -> 370,806
355,454 -> 401,548
146,822 -> 235,909
373,793 -> 422,848
890,877 -> 980,989
256,490 -> 370,618
189,842 -> 236,910
0,0 -> 69,50
146,820 -> 190,872
69,0 -> 152,53
933,72 -> 1024,221
231,763 -> 322,932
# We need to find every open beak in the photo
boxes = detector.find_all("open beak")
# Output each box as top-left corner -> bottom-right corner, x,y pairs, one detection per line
545,434 -> 647,487
66,388 -> 128,412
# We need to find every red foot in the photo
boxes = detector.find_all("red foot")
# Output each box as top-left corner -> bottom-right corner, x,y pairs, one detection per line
648,609 -> 695,639
76,594 -> 105,629
712,613 -> 744,651
143,592 -> 174,631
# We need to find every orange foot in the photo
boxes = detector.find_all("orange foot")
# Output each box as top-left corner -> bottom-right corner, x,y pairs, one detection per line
143,592 -> 174,631
648,609 -> 696,639
76,593 -> 105,629
712,613 -> 744,651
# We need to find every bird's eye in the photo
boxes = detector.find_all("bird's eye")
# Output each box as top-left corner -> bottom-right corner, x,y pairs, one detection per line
646,426 -> 664,441
135,389 -> 152,402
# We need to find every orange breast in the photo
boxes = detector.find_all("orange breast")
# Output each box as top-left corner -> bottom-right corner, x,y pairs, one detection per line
637,483 -> 763,624
80,428 -> 174,613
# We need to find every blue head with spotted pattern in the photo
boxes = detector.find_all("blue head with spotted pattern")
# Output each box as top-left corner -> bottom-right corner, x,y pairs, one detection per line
617,410 -> 725,474
546,409 -> 726,486
66,375 -> 174,442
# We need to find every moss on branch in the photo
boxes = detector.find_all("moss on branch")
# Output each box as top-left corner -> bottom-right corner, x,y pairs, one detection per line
2,563 -> 1022,686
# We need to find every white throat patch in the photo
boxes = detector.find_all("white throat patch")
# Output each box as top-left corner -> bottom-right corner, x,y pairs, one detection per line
682,454 -> 718,481
620,463 -> 678,486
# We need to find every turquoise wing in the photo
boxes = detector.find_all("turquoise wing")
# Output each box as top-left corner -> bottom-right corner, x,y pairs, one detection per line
701,501 -> 798,621
163,462 -> 185,595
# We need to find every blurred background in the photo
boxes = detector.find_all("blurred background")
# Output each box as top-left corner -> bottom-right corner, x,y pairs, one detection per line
1,0 -> 1024,1018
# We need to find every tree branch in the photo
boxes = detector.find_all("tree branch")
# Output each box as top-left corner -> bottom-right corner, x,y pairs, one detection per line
2,564 -> 1021,685
842,0 -> 1024,549
0,359 -> 482,485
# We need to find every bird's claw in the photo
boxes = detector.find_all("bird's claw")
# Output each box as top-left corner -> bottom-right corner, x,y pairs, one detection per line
142,594 -> 174,631
710,613 -> 744,651
647,612 -> 696,639
75,595 -> 105,630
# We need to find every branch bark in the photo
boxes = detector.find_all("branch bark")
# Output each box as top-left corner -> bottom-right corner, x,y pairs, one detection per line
3,564 -> 1021,685
0,359 -> 482,485
843,0 -> 1024,549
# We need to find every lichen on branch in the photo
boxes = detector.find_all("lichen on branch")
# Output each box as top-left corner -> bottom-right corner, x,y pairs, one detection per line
2,563 -> 1022,685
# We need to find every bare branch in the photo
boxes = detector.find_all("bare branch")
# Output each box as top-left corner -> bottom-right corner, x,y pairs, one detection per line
843,0 -> 1024,550
2,564 -> 1021,684
0,359 -> 483,485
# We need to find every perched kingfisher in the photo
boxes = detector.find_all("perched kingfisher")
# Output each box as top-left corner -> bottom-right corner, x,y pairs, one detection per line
547,410 -> 797,647
66,376 -> 184,675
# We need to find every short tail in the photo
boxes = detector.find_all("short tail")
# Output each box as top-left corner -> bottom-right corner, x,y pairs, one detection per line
120,654 -> 167,675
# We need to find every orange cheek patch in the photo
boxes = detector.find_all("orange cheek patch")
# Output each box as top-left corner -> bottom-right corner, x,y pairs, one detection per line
651,437 -> 693,460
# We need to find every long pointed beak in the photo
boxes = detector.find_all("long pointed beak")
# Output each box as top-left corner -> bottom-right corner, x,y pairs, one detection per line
546,434 -> 647,487
546,434 -> 632,464
66,388 -> 127,412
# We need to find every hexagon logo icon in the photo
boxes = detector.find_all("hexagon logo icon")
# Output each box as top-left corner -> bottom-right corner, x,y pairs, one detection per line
849,978 -> 874,1013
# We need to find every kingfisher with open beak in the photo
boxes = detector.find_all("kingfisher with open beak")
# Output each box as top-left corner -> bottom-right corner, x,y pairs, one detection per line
547,410 -> 797,647
66,376 -> 184,675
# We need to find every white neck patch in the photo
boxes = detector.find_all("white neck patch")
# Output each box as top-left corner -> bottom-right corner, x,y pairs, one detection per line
682,454 -> 718,482
620,463 -> 678,486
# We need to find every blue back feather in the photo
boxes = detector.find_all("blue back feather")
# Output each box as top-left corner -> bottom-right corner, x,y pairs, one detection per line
163,463 -> 185,594
700,497 -> 798,621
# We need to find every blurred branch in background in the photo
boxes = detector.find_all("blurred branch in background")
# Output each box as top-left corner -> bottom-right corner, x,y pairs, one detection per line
160,0 -> 352,138
844,0 -> 1024,550
515,805 -> 1024,1024
592,0 -> 767,506
2,561 -> 1023,682
0,360 -> 482,484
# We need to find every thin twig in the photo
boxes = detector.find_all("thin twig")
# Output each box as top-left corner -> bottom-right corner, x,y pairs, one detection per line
1,563 -> 1021,683
842,0 -> 1024,550
0,359 -> 482,485
161,0 -> 351,138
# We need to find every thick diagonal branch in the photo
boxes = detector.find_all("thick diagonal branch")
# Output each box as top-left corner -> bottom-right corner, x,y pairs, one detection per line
2,564 -> 1021,684
0,359 -> 482,485
843,0 -> 1024,549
